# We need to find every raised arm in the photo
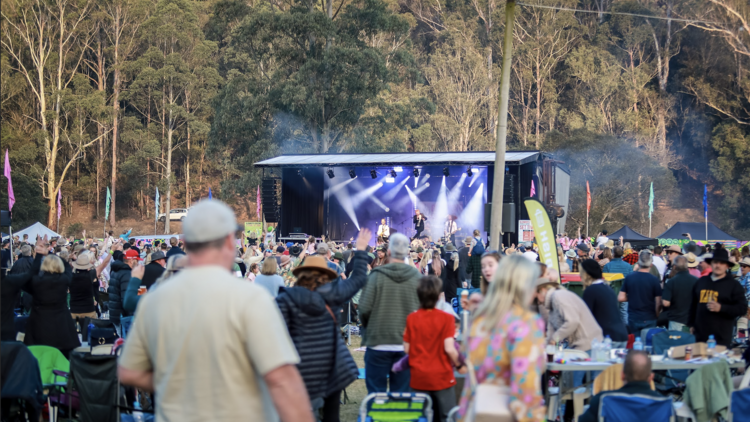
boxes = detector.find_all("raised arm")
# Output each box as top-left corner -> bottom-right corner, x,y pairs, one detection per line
321,229 -> 372,306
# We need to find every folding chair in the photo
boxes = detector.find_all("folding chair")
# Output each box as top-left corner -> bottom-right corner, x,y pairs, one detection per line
68,350 -> 121,422
599,393 -> 675,422
547,349 -> 591,421
651,330 -> 695,395
730,389 -> 750,421
27,345 -> 74,422
358,392 -> 433,422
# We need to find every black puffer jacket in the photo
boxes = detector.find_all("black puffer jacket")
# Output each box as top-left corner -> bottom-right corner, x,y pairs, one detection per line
10,256 -> 34,275
107,261 -> 132,324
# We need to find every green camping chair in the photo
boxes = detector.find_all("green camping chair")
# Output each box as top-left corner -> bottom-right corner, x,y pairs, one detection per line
565,281 -> 584,298
28,345 -> 71,422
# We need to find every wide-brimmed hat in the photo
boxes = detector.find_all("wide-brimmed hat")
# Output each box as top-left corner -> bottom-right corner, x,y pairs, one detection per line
665,245 -> 683,255
698,253 -> 713,264
445,243 -> 457,252
289,245 -> 303,256
739,257 -> 750,268
685,252 -> 699,268
71,252 -> 94,270
565,250 -> 576,259
292,255 -> 337,279
463,237 -> 473,246
333,252 -> 344,261
535,278 -> 559,290
711,248 -> 732,264
280,255 -> 292,267
150,250 -> 166,262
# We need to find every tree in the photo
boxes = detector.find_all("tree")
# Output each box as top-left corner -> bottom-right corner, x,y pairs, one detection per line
1,0 -> 108,230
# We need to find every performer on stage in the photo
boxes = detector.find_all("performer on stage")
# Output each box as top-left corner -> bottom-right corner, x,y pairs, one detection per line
377,218 -> 390,241
413,209 -> 427,240
444,216 -> 458,246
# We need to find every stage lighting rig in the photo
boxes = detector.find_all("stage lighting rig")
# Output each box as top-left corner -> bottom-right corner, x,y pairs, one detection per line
370,169 -> 377,179
326,168 -> 335,179
442,167 -> 450,176
413,168 -> 420,177
349,169 -> 356,179
467,166 -> 473,177
390,169 -> 397,178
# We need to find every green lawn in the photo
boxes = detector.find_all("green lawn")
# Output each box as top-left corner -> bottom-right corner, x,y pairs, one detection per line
341,336 -> 367,422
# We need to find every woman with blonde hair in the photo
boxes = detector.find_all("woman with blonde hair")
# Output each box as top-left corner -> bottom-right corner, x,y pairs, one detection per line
458,255 -> 547,421
255,257 -> 285,297
558,246 -> 571,273
419,249 -> 433,275
23,237 -> 80,356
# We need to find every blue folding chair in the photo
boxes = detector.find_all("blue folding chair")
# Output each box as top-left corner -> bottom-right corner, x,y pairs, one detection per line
731,389 -> 750,421
651,330 -> 695,392
358,392 -> 432,422
599,393 -> 674,422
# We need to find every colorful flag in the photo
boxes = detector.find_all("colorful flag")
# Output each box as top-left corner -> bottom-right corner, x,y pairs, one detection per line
57,189 -> 62,220
648,182 -> 654,218
530,180 -> 536,198
256,185 -> 261,218
524,198 -> 560,282
703,184 -> 708,219
3,150 -> 14,211
586,181 -> 591,212
208,187 -> 212,200
105,187 -> 111,220
155,187 -> 160,220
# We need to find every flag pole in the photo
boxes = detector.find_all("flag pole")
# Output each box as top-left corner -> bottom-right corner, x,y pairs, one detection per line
586,209 -> 589,240
649,214 -> 652,238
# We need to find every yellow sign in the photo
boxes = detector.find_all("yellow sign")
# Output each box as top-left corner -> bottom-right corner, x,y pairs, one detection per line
244,222 -> 263,240
524,198 -> 560,281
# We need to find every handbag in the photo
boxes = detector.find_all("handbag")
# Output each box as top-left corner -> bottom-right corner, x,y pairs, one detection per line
464,326 -> 515,422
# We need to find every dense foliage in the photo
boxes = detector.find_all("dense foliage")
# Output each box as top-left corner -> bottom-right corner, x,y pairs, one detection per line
1,0 -> 748,238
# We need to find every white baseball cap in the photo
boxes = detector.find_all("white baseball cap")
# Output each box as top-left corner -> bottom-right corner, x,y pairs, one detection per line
183,200 -> 240,243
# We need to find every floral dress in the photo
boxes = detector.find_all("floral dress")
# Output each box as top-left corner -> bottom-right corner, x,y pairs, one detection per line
458,305 -> 547,422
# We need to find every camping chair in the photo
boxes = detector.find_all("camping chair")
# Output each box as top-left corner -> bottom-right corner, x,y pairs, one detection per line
68,350 -> 121,422
547,349 -> 592,421
651,330 -> 695,395
358,392 -> 433,422
27,345 -> 76,422
564,281 -> 584,298
641,328 -> 667,347
599,393 -> 675,422
730,372 -> 750,422
1,342 -> 45,422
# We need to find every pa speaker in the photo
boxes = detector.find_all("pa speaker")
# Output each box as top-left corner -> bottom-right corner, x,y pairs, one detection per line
0,210 -> 10,226
484,203 -> 516,233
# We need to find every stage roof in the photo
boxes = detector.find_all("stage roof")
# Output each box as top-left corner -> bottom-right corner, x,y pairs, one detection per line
254,151 -> 541,168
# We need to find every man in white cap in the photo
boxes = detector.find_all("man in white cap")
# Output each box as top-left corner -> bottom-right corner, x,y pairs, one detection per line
118,200 -> 313,422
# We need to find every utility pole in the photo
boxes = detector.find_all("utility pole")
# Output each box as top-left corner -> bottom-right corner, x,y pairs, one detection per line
489,0 -> 516,250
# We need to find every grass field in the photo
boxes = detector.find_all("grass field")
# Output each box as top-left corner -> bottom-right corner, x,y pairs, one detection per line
341,335 -> 367,422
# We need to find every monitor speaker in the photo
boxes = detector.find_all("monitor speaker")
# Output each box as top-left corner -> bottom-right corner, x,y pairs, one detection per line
484,203 -> 516,233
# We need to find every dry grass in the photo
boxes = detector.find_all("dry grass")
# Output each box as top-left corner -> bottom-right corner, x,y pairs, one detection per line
341,335 -> 367,422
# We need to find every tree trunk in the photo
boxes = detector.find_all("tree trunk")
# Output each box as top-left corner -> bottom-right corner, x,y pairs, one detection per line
110,7 -> 121,226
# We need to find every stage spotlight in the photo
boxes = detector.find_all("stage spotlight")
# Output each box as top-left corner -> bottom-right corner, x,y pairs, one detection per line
390,169 -> 397,178
326,168 -> 335,179
297,169 -> 304,177
413,168 -> 420,177
443,167 -> 450,176
467,166 -> 473,177
393,167 -> 403,172
370,169 -> 377,179
349,169 -> 356,179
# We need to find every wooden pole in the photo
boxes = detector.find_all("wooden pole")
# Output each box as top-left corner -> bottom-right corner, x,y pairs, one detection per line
489,0 -> 516,251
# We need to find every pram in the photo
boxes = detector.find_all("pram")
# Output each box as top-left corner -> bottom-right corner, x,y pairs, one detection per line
358,392 -> 433,422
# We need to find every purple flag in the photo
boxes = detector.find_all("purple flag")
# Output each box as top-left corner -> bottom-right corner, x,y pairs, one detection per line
256,185 -> 261,218
530,180 -> 536,197
57,188 -> 62,220
4,150 -> 14,211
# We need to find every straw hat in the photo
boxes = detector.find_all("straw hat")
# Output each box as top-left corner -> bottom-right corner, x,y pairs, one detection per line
292,255 -> 337,279
739,257 -> 750,268
535,278 -> 560,290
71,252 -> 94,270
665,245 -> 683,255
685,252 -> 699,268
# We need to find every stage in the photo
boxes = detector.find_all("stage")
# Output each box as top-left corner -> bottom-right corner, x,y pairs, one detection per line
254,151 -> 570,246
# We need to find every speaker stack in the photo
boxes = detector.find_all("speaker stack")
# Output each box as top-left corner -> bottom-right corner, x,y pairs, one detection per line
261,178 -> 281,223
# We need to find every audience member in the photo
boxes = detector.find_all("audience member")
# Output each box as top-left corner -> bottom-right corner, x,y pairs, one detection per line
619,250 -> 662,334
662,255 -> 697,332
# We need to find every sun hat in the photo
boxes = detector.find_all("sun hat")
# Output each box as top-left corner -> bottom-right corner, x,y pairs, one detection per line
71,252 -> 94,270
333,252 -> 344,261
124,249 -> 143,261
685,252 -> 699,268
711,248 -> 732,264
665,245 -> 683,255
445,243 -> 457,252
150,250 -> 166,262
292,255 -> 337,279
183,199 -> 240,243
535,278 -> 559,290
739,257 -> 750,267
280,255 -> 291,267
565,250 -> 576,259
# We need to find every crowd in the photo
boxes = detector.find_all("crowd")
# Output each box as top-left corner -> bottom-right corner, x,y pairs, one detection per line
2,201 -> 750,422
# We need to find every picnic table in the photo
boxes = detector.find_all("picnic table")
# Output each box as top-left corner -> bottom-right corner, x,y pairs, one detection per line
547,359 -> 745,372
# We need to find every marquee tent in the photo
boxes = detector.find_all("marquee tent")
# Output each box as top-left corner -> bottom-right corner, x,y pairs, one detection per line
657,222 -> 738,248
609,225 -> 658,248
5,222 -> 62,241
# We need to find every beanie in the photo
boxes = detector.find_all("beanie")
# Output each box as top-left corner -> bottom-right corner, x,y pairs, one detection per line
580,259 -> 603,280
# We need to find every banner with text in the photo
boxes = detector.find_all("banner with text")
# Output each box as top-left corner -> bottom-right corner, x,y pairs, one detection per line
524,199 -> 560,282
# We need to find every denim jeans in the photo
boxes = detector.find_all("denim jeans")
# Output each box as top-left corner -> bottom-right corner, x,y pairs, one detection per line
364,349 -> 411,394
619,302 -> 628,326
120,316 -> 134,339
628,319 -> 656,336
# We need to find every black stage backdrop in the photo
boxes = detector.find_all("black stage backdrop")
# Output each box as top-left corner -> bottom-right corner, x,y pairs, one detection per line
280,167 -> 325,237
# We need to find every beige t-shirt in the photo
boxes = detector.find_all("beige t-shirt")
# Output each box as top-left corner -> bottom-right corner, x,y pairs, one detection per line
119,265 -> 299,422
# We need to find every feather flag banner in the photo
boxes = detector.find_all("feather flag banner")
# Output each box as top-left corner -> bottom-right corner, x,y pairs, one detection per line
105,187 -> 111,221
4,150 -> 14,211
155,187 -> 160,221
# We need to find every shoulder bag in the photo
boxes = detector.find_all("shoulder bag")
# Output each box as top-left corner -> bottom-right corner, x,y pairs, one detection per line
464,327 -> 515,422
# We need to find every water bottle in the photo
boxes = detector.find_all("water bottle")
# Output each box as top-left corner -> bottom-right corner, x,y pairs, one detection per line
132,401 -> 144,422
707,335 -> 716,358
591,338 -> 601,361
603,335 -> 613,361
633,336 -> 643,351
87,322 -> 94,347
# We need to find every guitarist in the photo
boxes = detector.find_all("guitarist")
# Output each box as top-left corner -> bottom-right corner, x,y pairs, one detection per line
444,216 -> 458,245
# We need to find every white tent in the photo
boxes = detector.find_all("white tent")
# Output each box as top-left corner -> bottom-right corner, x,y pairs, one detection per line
8,222 -> 62,240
